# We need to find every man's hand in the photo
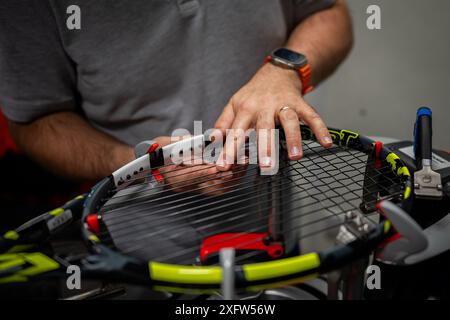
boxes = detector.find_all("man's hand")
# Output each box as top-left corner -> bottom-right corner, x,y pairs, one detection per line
215,63 -> 332,172
214,0 -> 352,172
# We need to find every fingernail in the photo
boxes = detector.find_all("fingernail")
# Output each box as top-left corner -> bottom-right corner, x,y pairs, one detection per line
322,137 -> 333,145
238,155 -> 249,164
260,157 -> 272,167
290,146 -> 302,157
216,158 -> 225,167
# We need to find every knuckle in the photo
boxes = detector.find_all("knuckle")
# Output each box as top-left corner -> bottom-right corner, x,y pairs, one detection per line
256,113 -> 272,127
256,112 -> 266,122
256,121 -> 273,130
257,122 -> 272,130
307,112 -> 322,123
285,131 -> 300,142
239,100 -> 257,113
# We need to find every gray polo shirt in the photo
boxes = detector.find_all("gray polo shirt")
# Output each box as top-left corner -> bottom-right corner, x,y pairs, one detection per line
0,0 -> 334,145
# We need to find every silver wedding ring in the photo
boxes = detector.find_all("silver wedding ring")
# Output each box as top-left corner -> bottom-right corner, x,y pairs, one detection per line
279,105 -> 293,113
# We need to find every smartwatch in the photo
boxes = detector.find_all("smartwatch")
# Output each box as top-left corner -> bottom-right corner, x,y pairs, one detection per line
265,48 -> 314,95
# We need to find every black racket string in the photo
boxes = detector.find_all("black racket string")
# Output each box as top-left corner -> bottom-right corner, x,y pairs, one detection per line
124,193 -> 376,265
154,178 -> 397,265
98,151 -> 358,249
100,143 -> 402,262
102,158 -> 259,212
102,161 -> 383,240
102,156 -> 313,226
101,143 -> 393,214
107,140 -> 258,193
101,144 -> 398,248
110,160 -> 224,193
103,168 -> 289,230
102,168 -> 393,250
145,198 -> 370,265
117,171 -> 386,263
105,140 -> 342,201
105,203 -> 379,265
101,144 -> 398,230
101,148 -> 380,234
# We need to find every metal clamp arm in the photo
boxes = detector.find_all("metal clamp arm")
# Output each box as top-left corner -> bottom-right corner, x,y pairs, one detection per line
376,200 -> 428,265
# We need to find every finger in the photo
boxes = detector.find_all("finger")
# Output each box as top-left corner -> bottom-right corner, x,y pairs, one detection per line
214,102 -> 235,134
278,106 -> 302,160
256,111 -> 276,168
297,101 -> 332,148
166,164 -> 217,190
217,109 -> 253,171
225,157 -> 249,181
172,165 -> 236,196
154,136 -> 177,147
210,161 -> 249,194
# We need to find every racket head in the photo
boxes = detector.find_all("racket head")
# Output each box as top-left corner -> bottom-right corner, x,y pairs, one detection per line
81,127 -> 413,293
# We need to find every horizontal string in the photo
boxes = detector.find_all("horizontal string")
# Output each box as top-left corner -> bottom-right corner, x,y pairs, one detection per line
103,161 -> 376,237
98,142 -> 401,264
115,176 -> 377,257
102,154 -> 391,230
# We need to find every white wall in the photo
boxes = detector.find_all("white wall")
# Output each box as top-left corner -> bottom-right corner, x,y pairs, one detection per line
308,0 -> 449,149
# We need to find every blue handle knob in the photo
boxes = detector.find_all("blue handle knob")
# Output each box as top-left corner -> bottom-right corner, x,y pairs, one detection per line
416,106 -> 432,118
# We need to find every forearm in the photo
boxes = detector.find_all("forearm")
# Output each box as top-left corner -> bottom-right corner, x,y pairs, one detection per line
8,111 -> 134,181
286,0 -> 353,86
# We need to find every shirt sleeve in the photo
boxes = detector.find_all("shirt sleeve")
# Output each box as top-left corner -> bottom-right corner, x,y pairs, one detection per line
293,0 -> 336,22
0,0 -> 77,123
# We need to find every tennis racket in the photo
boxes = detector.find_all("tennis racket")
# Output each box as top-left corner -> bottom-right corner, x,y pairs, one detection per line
0,126 -> 413,295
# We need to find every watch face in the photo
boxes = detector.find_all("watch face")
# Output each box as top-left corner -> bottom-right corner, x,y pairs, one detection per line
272,48 -> 307,68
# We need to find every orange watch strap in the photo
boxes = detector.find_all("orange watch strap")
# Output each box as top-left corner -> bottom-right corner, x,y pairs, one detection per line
298,63 -> 314,95
264,55 -> 314,96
